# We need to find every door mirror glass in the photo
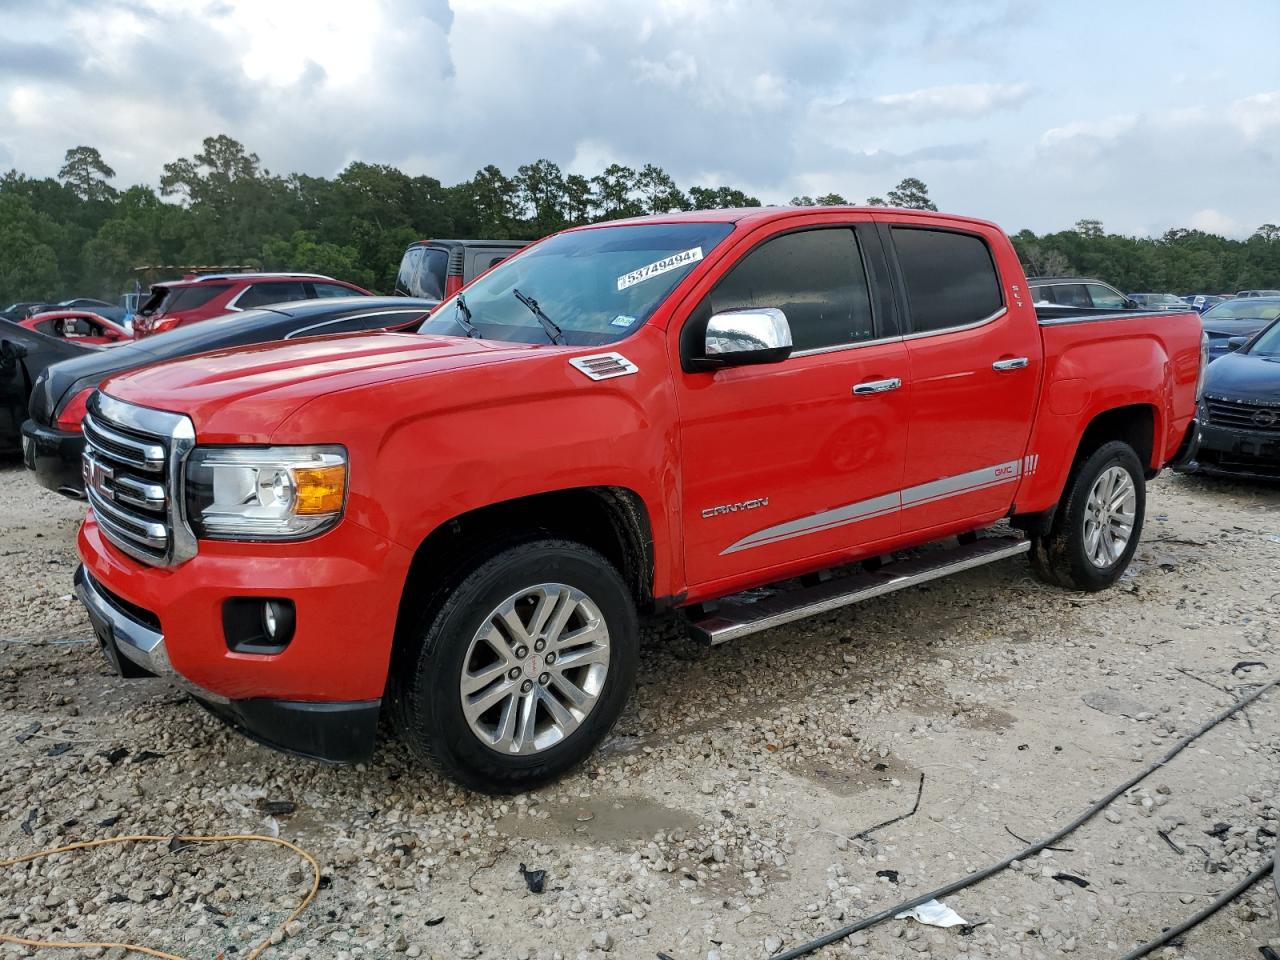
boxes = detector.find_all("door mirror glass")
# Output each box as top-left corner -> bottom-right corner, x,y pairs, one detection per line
1226,336 -> 1249,352
698,308 -> 793,368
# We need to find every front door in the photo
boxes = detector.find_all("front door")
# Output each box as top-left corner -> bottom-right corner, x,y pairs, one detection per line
672,220 -> 911,592
883,221 -> 1041,532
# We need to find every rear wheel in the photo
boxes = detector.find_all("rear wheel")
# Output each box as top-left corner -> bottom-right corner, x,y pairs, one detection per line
1029,440 -> 1145,592
391,539 -> 638,793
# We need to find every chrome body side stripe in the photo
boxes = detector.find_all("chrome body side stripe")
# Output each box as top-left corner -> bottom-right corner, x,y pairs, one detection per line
899,460 -> 1020,506
720,457 -> 1030,556
721,493 -> 900,555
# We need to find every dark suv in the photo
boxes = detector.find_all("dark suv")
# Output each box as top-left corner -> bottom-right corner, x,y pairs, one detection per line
132,273 -> 371,338
394,240 -> 529,300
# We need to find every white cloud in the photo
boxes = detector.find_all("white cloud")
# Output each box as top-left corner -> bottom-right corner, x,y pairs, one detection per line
873,82 -> 1031,120
1188,209 -> 1243,236
1037,114 -> 1138,152
630,51 -> 699,89
1228,91 -> 1280,138
0,0 -> 1277,238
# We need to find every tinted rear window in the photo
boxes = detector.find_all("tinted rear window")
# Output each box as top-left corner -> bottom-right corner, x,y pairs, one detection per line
892,227 -> 1002,333
142,284 -> 231,316
235,281 -> 310,309
394,246 -> 448,299
416,248 -> 448,299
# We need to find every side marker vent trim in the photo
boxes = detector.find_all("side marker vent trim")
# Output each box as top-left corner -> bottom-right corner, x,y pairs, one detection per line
568,352 -> 639,381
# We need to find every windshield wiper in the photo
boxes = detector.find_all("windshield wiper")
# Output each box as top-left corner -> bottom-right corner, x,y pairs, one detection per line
453,294 -> 482,339
512,288 -> 565,345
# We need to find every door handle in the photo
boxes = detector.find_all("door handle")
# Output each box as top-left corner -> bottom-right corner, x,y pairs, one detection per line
992,357 -> 1029,371
852,377 -> 902,396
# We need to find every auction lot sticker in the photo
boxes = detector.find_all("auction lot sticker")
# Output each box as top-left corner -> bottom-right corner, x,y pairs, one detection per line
617,247 -> 703,291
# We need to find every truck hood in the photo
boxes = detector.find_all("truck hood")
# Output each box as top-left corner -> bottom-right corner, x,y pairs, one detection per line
101,331 -> 544,441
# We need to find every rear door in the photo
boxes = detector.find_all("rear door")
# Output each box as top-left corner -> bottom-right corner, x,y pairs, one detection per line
883,220 -> 1040,533
674,217 -> 911,589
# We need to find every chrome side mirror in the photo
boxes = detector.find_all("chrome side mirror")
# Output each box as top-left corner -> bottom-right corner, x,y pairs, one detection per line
695,308 -> 793,370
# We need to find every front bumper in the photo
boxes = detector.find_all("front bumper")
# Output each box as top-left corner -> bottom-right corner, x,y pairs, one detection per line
1181,418 -> 1280,481
75,563 -> 381,763
22,418 -> 86,497
76,513 -> 413,763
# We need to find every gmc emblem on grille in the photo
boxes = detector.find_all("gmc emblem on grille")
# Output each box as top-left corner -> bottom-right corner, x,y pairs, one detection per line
1253,409 -> 1278,427
82,454 -> 114,499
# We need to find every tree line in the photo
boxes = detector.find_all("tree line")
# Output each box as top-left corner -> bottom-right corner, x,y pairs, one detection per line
1,136 -> 1276,302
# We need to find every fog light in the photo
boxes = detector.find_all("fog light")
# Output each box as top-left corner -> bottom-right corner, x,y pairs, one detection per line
263,601 -> 280,638
223,597 -> 296,654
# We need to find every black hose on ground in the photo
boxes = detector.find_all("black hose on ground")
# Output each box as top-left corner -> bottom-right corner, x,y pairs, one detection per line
768,676 -> 1278,960
1118,845 -> 1277,960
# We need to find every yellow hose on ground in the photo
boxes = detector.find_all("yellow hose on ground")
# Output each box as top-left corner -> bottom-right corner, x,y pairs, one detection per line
0,834 -> 321,960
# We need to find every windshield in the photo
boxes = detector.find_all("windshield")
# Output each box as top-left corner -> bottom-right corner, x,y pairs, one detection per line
417,222 -> 735,345
1203,299 -> 1280,322
1245,319 -> 1280,357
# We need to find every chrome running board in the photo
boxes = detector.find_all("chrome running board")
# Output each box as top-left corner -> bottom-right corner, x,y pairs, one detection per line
687,536 -> 1030,645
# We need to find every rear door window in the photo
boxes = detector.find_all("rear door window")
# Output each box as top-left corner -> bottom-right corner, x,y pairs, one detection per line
311,282 -> 360,298
1086,283 -> 1127,309
1051,283 -> 1092,308
395,247 -> 424,296
235,282 -> 310,310
891,227 -> 1003,334
708,228 -> 876,352
141,284 -> 230,316
416,248 -> 449,299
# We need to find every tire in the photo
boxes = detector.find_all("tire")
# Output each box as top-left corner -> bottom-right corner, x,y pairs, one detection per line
390,538 -> 638,793
1029,440 -> 1146,592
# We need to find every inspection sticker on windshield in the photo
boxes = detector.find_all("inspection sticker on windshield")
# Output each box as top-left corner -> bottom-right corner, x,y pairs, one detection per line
611,314 -> 637,327
616,247 -> 703,291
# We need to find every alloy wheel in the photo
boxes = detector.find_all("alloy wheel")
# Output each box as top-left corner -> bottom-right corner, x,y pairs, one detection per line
1082,465 -> 1137,568
459,583 -> 611,755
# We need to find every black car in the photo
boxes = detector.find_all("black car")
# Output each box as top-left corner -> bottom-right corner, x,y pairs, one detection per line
22,296 -> 438,495
1027,276 -> 1140,311
1,319 -> 97,456
1183,316 -> 1280,481
1,301 -> 49,321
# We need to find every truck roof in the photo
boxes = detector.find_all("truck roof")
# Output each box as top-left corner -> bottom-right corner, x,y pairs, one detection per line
588,205 -> 1003,232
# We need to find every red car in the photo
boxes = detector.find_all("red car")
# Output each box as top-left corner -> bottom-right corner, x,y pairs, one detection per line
21,311 -> 132,346
132,272 -> 371,338
74,206 -> 1204,791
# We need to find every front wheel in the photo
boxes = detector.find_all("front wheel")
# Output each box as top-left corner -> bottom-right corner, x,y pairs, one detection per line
391,539 -> 638,793
1029,440 -> 1146,592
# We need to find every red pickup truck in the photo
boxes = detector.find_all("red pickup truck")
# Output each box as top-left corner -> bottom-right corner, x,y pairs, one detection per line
73,207 -> 1205,792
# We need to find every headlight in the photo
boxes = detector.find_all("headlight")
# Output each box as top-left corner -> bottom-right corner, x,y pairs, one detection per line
184,446 -> 347,541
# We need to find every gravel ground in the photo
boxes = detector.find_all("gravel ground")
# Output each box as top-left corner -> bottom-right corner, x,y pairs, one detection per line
1,458 -> 1277,960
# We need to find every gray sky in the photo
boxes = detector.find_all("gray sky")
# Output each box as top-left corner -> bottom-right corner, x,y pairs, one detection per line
2,0 -> 1278,237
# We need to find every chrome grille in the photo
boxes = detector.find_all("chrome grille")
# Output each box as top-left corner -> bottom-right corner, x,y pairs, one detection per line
82,392 -> 197,566
1204,395 -> 1280,433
